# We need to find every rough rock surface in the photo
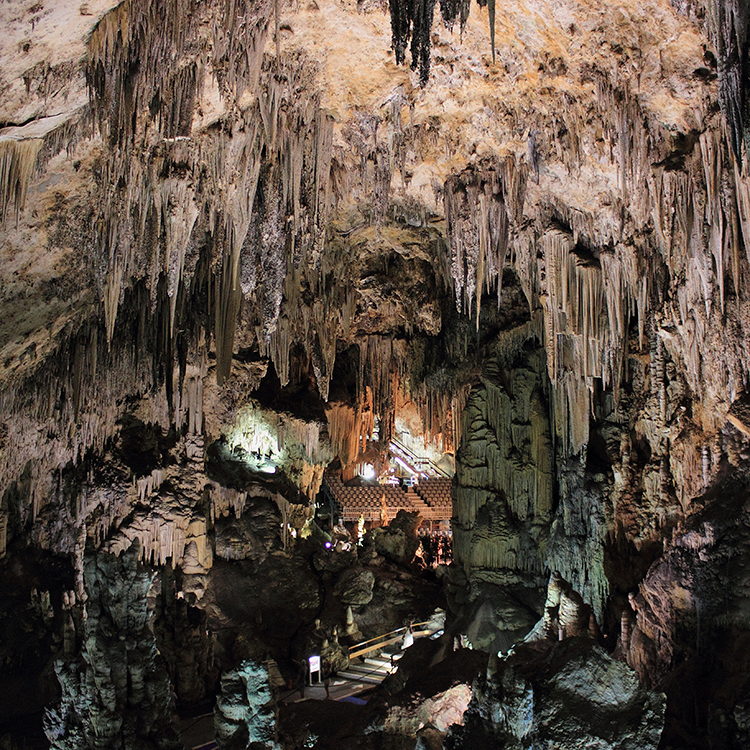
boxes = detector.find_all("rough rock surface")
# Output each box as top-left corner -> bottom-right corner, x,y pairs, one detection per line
333,565 -> 376,606
448,639 -> 665,750
2,0 -> 750,747
214,661 -> 280,750
365,510 -> 421,566
44,544 -> 181,750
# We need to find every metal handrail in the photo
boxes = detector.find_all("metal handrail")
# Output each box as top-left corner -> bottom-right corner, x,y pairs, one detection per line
389,438 -> 451,478
348,621 -> 432,659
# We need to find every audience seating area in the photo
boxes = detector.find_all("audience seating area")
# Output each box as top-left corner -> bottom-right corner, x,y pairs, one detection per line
324,474 -> 452,523
414,477 -> 452,512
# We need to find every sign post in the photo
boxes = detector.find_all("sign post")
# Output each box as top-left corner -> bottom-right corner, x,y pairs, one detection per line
308,655 -> 321,685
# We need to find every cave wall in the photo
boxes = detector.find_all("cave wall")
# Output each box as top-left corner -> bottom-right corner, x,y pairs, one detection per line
1,0 -> 750,746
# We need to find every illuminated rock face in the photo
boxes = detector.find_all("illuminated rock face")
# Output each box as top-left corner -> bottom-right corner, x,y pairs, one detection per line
448,637 -> 666,750
2,0 -> 750,747
44,544 -> 181,750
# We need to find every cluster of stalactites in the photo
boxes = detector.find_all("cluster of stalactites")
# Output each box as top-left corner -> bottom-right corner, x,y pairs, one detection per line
105,509 -> 211,570
505,87 -> 750,455
0,139 -> 42,224
439,0 -> 470,31
231,57 -> 336,391
212,82 -> 336,391
326,397 -> 375,470
325,338 -> 463,474
411,382 -> 466,457
0,111 -> 94,226
86,0 -> 269,148
86,0 -> 339,395
389,0 -> 498,84
389,0 -> 438,86
444,159 -> 526,324
707,0 -> 750,164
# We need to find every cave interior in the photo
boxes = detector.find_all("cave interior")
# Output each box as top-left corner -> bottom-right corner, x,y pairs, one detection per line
1,0 -> 750,748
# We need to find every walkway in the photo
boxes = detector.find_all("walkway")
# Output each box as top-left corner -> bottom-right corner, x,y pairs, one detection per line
281,620 -> 441,705
180,622 -> 443,748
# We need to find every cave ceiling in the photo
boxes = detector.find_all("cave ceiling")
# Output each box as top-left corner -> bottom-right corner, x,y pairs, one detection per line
0,0 -> 734,477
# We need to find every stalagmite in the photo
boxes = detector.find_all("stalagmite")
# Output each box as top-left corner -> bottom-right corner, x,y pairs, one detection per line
3,2 -> 750,747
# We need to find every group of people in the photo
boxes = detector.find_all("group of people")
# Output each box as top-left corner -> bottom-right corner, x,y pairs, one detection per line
417,528 -> 452,566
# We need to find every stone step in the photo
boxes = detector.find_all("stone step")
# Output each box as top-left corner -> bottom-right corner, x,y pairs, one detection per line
381,648 -> 404,659
363,656 -> 396,670
348,662 -> 389,676
336,670 -> 384,685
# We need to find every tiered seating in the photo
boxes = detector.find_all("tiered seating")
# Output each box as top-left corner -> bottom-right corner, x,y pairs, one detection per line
415,478 -> 452,515
324,474 -> 453,523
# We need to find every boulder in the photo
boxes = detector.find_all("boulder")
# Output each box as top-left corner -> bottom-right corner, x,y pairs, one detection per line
366,510 -> 420,565
448,638 -> 665,750
334,566 -> 375,606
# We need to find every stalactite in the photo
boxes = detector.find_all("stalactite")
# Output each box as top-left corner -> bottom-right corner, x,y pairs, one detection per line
538,229 -> 607,454
174,362 -> 206,436
389,0 -> 437,86
0,511 -> 7,559
0,138 -> 43,223
711,437 -> 722,479
137,469 -> 167,504
157,173 -> 200,331
326,403 -> 362,468
700,131 -> 726,312
210,483 -> 248,521
439,0 -> 469,31
707,0 -> 750,163
445,160 -> 520,320
659,456 -> 670,501
105,507 -> 193,567
357,336 -> 408,446
701,444 -> 710,487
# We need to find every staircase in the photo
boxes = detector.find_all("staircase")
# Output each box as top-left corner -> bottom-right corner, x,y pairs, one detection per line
281,620 -> 443,704
404,487 -> 428,514
389,437 -> 451,478
336,649 -> 403,685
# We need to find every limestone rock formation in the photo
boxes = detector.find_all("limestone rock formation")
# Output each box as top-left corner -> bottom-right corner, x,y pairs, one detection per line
365,509 -> 421,565
334,565 -> 376,606
44,543 -> 181,750
214,661 -> 280,750
449,639 -> 665,750
2,0 -> 750,746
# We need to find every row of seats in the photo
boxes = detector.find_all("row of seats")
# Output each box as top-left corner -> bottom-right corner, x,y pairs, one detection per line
324,474 -> 452,520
